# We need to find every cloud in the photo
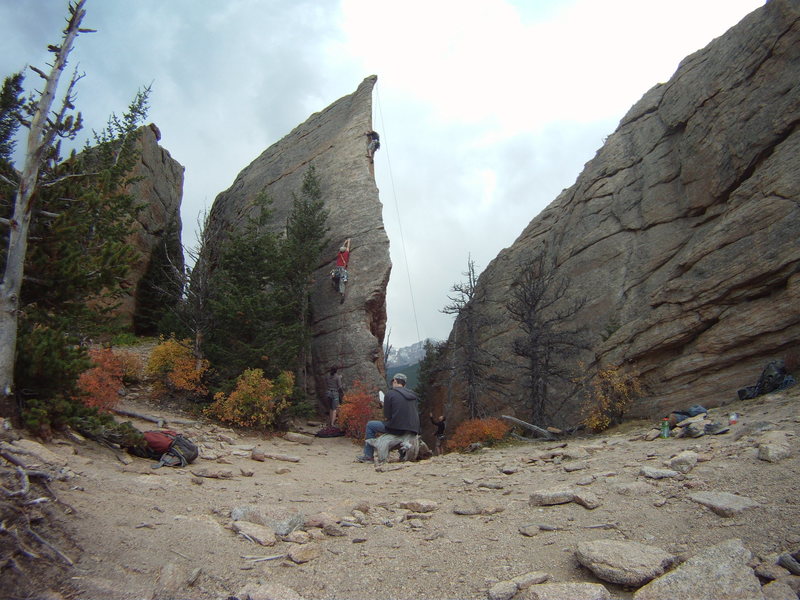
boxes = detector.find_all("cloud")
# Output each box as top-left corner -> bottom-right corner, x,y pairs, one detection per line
0,0 -> 765,349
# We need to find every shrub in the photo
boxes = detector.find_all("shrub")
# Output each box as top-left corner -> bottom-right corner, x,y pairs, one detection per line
446,418 -> 511,452
337,380 -> 381,441
146,336 -> 208,397
110,332 -> 140,346
115,350 -> 144,385
206,369 -> 293,429
580,364 -> 643,432
74,348 -> 124,412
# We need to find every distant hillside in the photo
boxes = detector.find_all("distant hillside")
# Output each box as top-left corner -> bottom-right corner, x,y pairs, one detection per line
386,339 -> 431,369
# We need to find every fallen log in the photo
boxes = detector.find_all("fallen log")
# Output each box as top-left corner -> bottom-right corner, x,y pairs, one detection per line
111,408 -> 165,426
501,415 -> 556,440
111,408 -> 197,428
251,450 -> 300,463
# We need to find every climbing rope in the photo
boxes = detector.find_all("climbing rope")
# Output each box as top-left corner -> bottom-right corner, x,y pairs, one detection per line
374,82 -> 422,344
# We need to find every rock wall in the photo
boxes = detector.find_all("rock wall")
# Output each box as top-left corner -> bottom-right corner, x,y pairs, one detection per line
432,0 -> 800,427
202,76 -> 389,402
118,124 -> 184,333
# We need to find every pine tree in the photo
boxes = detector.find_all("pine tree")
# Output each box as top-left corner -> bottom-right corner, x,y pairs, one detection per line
202,167 -> 329,407
281,166 -> 330,401
0,1 -> 151,427
205,192 -> 284,382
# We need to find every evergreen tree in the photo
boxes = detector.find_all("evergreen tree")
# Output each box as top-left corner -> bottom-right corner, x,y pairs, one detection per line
204,193 -> 285,382
0,2 -> 151,428
280,166 -> 330,400
202,167 -> 329,407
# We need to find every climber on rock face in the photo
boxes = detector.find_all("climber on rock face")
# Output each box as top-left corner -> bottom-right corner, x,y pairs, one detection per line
365,130 -> 380,162
331,238 -> 351,302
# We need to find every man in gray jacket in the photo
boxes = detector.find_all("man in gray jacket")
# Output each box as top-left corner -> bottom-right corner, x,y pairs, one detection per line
356,373 -> 420,463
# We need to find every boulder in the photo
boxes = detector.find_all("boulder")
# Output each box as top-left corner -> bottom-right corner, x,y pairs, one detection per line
633,538 -> 763,600
428,0 -> 800,427
200,76 -> 389,402
575,540 -> 677,587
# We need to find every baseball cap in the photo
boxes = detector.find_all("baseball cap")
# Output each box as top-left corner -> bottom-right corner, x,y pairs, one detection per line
393,373 -> 407,383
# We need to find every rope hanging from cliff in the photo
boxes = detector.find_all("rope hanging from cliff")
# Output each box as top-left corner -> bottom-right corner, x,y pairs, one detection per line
374,82 -> 422,343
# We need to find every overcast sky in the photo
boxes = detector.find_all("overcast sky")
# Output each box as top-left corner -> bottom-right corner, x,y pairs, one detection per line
1,0 -> 764,349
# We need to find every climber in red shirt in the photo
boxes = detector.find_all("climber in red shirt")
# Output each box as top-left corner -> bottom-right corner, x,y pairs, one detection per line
331,238 -> 351,302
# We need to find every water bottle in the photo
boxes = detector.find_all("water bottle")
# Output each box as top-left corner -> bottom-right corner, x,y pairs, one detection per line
660,418 -> 670,439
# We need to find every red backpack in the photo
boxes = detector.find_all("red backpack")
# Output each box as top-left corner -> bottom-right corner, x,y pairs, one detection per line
130,430 -> 198,468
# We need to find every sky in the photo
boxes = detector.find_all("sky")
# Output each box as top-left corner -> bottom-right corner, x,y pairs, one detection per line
1,0 -> 765,349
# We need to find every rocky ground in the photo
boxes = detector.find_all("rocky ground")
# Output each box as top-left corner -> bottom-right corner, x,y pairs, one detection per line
2,383 -> 800,600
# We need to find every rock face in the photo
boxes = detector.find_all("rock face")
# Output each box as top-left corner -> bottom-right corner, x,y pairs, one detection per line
202,76 -> 389,399
120,124 -> 184,333
431,1 -> 800,427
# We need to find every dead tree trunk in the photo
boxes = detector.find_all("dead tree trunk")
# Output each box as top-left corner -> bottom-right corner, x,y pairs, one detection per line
0,1 -> 88,410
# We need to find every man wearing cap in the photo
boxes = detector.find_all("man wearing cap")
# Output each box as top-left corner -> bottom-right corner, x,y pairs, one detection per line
356,373 -> 420,463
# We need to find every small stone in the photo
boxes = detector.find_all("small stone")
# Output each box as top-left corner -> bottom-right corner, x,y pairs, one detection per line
572,490 -> 602,509
761,580 -> 797,600
529,488 -> 574,506
510,571 -> 549,589
288,543 -> 321,564
322,523 -> 346,537
519,524 -> 540,537
669,451 -> 698,474
487,580 -> 518,600
527,582 -> 610,600
564,461 -> 588,473
758,443 -> 792,463
283,530 -> 310,544
689,491 -> 759,517
231,521 -> 276,546
399,499 -> 438,513
275,467 -> 291,474
639,466 -> 680,479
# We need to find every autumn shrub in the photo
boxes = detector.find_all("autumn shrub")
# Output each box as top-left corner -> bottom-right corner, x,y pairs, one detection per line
445,418 -> 511,452
338,380 -> 382,441
115,350 -> 144,385
75,348 -> 124,412
580,364 -> 643,432
146,336 -> 208,397
206,369 -> 293,429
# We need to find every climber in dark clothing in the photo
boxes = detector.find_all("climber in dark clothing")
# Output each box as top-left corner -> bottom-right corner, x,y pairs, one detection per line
366,130 -> 380,162
430,413 -> 446,456
356,373 -> 419,462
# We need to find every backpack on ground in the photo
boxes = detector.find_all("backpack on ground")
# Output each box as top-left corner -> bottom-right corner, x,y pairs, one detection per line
129,430 -> 198,468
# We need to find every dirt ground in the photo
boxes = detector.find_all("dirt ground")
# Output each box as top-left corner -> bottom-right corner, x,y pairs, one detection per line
5,383 -> 800,600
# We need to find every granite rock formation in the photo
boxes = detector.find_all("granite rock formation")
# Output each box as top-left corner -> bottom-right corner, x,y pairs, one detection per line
202,76 -> 389,401
431,0 -> 800,427
118,124 -> 184,333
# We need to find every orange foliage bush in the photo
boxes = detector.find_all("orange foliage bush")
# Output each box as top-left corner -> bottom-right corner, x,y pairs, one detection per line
337,380 -> 381,441
206,369 -> 293,429
146,336 -> 208,397
445,417 -> 511,452
75,348 -> 124,412
115,350 -> 144,385
580,364 -> 643,432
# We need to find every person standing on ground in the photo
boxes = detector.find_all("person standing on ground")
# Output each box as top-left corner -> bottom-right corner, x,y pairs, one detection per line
331,238 -> 351,302
316,367 -> 345,437
430,412 -> 446,456
356,373 -> 419,463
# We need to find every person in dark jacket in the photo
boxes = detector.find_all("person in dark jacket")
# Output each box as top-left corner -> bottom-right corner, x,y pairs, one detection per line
356,373 -> 419,463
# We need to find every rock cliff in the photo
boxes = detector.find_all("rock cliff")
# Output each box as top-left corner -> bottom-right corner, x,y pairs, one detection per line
118,124 -> 184,333
202,76 -> 389,401
432,0 -> 800,426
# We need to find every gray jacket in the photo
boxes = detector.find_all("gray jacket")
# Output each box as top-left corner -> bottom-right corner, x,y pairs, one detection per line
383,386 -> 420,434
